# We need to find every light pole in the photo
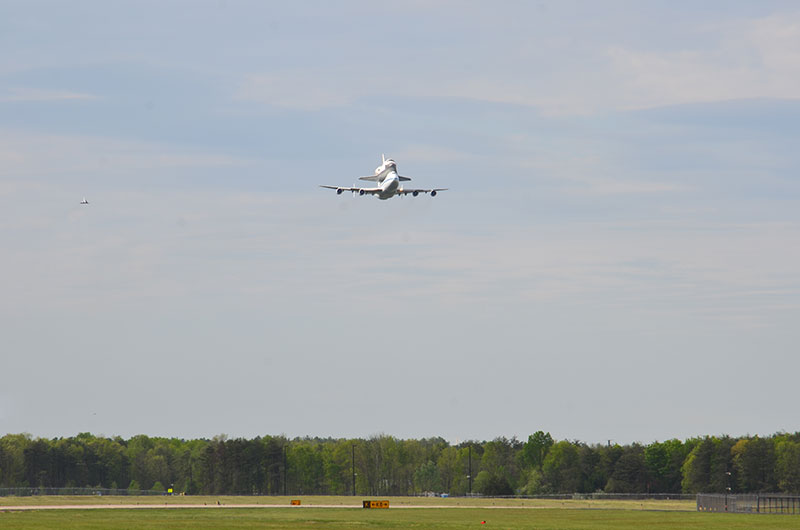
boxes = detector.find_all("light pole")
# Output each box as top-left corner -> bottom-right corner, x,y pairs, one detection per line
725,471 -> 732,511
467,445 -> 472,495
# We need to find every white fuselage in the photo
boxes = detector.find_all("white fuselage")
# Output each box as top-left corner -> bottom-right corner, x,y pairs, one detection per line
377,172 -> 400,200
370,158 -> 402,199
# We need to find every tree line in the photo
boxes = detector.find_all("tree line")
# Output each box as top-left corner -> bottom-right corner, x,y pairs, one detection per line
2,431 -> 800,495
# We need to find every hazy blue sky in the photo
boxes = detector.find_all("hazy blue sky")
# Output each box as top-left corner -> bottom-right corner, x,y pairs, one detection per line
2,1 -> 799,445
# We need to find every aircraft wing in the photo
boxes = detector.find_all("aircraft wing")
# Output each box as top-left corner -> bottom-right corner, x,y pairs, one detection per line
398,188 -> 448,196
320,185 -> 382,195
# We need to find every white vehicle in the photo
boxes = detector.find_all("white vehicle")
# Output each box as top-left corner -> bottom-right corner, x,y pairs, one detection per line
320,155 -> 447,200
80,197 -> 89,204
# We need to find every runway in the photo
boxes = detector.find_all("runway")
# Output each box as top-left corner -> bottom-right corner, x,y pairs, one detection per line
2,504 -> 345,511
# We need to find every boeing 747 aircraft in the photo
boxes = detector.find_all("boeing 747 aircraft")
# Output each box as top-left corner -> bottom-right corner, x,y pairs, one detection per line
320,155 -> 447,200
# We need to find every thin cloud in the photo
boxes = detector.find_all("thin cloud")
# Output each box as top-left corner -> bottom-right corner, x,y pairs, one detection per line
560,177 -> 686,196
606,11 -> 800,110
237,10 -> 800,114
0,130 -> 255,178
0,87 -> 96,103
236,73 -> 355,111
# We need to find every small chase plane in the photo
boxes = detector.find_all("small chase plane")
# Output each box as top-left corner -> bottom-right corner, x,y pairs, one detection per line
320,155 -> 447,200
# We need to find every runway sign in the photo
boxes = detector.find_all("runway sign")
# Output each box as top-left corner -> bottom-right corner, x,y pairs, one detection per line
362,500 -> 389,509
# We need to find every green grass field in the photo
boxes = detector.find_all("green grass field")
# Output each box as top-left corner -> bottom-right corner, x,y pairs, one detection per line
3,496 -> 800,529
4,506 -> 800,529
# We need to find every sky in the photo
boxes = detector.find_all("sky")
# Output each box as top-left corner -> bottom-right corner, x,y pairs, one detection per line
2,1 -> 799,445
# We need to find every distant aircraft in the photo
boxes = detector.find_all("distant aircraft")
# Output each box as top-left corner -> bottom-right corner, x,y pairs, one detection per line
320,155 -> 447,200
80,197 -> 89,204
